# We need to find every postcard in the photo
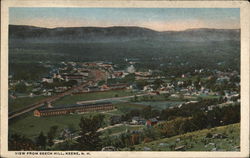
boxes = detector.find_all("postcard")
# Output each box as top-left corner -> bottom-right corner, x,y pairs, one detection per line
1,0 -> 249,157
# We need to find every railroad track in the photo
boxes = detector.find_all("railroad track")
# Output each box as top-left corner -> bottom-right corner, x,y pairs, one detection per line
8,81 -> 91,120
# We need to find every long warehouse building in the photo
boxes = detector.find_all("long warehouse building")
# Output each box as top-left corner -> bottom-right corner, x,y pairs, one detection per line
34,102 -> 114,117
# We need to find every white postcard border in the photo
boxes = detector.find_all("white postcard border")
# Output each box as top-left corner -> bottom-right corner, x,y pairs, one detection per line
1,1 -> 249,158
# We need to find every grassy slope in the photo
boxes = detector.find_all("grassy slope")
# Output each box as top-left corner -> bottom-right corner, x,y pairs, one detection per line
129,123 -> 240,151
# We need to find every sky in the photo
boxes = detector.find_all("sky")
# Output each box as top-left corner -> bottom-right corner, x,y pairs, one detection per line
9,8 -> 240,31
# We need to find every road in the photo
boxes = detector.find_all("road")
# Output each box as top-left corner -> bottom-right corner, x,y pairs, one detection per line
8,81 -> 92,120
97,123 -> 124,132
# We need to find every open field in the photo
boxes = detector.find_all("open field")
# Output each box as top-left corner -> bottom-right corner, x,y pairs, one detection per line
52,90 -> 136,106
9,112 -> 105,140
169,94 -> 220,101
8,87 -> 224,141
112,102 -> 146,113
9,96 -> 47,113
128,123 -> 240,151
9,102 -> 145,140
198,95 -> 220,99
133,101 -> 184,110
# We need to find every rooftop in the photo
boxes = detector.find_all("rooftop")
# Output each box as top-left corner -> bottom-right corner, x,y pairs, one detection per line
38,102 -> 112,112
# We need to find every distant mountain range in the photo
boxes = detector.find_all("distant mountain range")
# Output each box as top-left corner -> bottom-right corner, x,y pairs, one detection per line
9,25 -> 240,43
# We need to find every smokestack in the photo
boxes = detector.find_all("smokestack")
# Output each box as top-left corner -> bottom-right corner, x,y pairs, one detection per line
48,102 -> 53,108
45,101 -> 53,108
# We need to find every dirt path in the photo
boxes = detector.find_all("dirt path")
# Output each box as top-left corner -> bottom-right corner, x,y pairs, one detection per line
54,124 -> 143,144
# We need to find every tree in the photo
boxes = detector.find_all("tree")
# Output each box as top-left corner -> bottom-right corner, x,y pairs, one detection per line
153,79 -> 164,90
47,126 -> 58,147
197,96 -> 203,102
101,134 -> 112,147
67,123 -> 76,133
142,127 -> 161,140
9,133 -> 37,151
65,80 -> 78,87
164,93 -> 171,100
77,114 -> 105,151
131,134 -> 140,145
179,93 -> 184,100
135,80 -> 148,90
120,133 -> 132,147
15,83 -> 27,93
133,95 -> 138,102
36,131 -> 47,150
222,105 -> 240,125
178,120 -> 196,134
141,106 -> 152,119
191,112 -> 208,129
98,80 -> 105,86
123,73 -> 135,84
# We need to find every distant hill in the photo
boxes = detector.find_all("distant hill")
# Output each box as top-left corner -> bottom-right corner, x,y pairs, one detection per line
162,28 -> 240,42
9,25 -> 157,43
9,25 -> 240,43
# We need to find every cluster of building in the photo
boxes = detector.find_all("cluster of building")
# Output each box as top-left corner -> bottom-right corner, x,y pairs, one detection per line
131,116 -> 158,127
10,60 -> 240,105
109,115 -> 159,127
10,60 -> 240,121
